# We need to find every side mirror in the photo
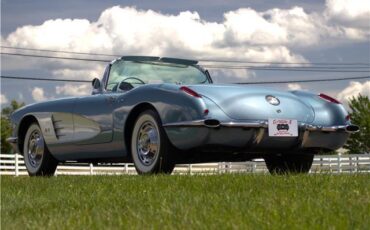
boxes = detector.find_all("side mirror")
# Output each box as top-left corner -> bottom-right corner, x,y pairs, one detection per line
92,78 -> 101,89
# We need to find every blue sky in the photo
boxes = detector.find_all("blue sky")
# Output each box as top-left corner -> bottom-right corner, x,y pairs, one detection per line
1,0 -> 369,107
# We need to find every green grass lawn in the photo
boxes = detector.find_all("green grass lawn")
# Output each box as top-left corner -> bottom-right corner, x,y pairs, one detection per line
1,174 -> 369,230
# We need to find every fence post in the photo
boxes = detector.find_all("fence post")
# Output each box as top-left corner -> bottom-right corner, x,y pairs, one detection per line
337,155 -> 341,173
252,161 -> 256,173
188,164 -> 192,175
125,163 -> 128,174
15,154 -> 19,176
355,156 -> 359,173
89,163 -> 93,175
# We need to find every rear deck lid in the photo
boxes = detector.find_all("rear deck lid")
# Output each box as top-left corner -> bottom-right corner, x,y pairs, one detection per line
188,84 -> 315,123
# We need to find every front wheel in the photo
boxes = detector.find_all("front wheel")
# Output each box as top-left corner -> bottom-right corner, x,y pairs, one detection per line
264,153 -> 314,174
23,123 -> 58,176
131,110 -> 176,174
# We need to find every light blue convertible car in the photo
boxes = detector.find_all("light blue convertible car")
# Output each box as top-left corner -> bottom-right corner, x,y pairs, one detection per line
7,56 -> 359,175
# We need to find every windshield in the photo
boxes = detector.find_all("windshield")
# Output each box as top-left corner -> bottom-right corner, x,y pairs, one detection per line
106,61 -> 209,91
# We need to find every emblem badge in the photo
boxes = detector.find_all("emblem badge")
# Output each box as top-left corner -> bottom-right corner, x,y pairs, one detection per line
266,95 -> 280,106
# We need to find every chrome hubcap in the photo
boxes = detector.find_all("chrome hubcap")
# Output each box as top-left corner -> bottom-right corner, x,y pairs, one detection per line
136,121 -> 160,166
27,130 -> 44,168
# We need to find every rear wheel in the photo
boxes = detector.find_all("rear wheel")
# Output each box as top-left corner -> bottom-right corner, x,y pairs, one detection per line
131,110 -> 176,174
23,123 -> 58,176
264,153 -> 314,174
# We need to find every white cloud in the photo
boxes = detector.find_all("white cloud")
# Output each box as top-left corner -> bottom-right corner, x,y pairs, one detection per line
337,81 -> 370,103
2,5 -> 320,98
325,0 -> 370,40
3,3 -> 368,76
7,19 -> 91,50
287,83 -> 302,90
4,6 -> 310,65
31,87 -> 48,102
0,94 -> 9,105
56,84 -> 91,96
3,3 -> 367,73
222,8 -> 287,46
221,7 -> 342,47
5,2 -> 370,56
326,0 -> 370,28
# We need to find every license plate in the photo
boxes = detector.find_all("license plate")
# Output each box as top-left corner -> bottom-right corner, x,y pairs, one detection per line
268,118 -> 298,137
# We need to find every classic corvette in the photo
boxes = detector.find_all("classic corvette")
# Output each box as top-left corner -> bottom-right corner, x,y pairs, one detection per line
7,56 -> 359,175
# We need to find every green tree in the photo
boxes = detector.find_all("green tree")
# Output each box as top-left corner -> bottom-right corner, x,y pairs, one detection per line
344,94 -> 370,154
1,100 -> 25,153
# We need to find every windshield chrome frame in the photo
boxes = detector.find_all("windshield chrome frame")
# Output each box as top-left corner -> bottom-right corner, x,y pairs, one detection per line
103,60 -> 212,92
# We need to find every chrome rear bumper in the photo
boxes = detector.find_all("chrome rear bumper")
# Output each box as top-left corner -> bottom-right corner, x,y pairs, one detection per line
163,120 -> 360,134
164,119 -> 359,151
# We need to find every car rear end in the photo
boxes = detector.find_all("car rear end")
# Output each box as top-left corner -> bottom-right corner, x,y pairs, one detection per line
163,84 -> 359,154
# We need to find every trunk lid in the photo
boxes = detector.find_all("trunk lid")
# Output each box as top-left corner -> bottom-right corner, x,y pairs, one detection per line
188,84 -> 315,123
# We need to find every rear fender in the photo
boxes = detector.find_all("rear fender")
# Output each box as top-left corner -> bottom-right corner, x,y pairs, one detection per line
117,84 -> 208,125
114,85 -> 224,150
291,91 -> 348,126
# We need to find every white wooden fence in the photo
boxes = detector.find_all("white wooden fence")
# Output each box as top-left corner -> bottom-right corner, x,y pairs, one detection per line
0,153 -> 369,176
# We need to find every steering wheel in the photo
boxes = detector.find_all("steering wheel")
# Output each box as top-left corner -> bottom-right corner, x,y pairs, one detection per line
115,77 -> 145,91
120,77 -> 145,85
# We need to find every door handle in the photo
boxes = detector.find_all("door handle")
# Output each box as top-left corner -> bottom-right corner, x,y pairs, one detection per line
106,96 -> 117,104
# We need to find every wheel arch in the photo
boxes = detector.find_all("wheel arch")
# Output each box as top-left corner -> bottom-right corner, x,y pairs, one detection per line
124,102 -> 160,158
17,114 -> 39,155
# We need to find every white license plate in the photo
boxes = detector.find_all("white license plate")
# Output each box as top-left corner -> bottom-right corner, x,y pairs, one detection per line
268,118 -> 298,137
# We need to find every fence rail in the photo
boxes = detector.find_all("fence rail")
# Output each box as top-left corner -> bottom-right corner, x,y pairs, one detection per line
1,153 -> 369,176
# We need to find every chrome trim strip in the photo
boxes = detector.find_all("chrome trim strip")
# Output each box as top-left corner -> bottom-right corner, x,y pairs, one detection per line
220,121 -> 268,128
304,125 -> 359,133
163,120 -> 359,134
162,120 -> 205,127
6,137 -> 18,143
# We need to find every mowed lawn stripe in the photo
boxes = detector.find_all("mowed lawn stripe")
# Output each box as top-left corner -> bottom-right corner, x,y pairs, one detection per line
1,174 -> 369,229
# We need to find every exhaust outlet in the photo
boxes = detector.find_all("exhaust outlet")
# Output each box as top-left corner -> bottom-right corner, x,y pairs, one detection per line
345,125 -> 359,133
204,119 -> 220,128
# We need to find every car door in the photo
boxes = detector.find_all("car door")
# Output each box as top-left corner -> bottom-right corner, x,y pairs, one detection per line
73,93 -> 118,144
